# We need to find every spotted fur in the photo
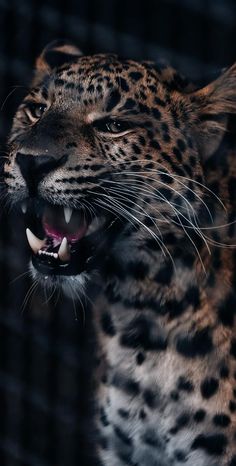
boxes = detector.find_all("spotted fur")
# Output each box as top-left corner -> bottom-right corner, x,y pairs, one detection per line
4,40 -> 236,465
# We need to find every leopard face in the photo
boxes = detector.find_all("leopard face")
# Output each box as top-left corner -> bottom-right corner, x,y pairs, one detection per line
4,40 -> 235,295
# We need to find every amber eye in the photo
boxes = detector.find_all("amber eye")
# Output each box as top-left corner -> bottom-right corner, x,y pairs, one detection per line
25,102 -> 47,120
93,118 -> 132,134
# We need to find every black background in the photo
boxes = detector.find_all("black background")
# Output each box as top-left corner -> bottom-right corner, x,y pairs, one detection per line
0,1 -> 236,465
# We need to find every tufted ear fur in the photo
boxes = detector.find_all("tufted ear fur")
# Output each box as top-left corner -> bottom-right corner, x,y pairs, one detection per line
34,40 -> 82,81
190,63 -> 236,158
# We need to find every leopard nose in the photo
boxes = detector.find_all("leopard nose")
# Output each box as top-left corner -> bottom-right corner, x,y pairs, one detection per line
16,152 -> 68,195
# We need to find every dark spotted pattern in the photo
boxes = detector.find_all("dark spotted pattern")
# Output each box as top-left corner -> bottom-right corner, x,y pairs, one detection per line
200,378 -> 219,399
193,410 -> 206,423
120,316 -> 168,351
4,41 -> 236,466
213,413 -> 231,428
191,433 -> 228,456
176,327 -> 213,358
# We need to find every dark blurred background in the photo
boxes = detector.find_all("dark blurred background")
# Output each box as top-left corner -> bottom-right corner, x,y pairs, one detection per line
0,1 -> 236,465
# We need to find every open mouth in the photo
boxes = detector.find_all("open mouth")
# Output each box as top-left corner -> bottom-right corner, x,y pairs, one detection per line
21,200 -> 118,277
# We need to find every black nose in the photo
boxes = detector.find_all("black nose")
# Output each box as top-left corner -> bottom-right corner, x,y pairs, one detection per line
16,152 -> 67,195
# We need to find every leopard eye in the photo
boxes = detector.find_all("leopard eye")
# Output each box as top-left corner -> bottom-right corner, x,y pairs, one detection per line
25,102 -> 47,120
93,118 -> 132,134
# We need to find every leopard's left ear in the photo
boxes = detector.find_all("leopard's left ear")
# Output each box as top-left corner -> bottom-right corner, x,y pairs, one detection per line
190,63 -> 236,158
34,39 -> 83,77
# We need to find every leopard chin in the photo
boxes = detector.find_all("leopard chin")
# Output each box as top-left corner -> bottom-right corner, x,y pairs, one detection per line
29,261 -> 91,299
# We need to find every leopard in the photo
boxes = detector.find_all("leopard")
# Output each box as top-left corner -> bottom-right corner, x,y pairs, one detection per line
4,39 -> 236,466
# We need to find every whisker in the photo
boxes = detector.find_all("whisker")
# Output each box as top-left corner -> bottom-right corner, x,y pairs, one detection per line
104,186 -> 164,238
110,183 -> 209,260
91,190 -> 176,267
10,270 -> 31,285
113,172 -> 204,223
21,280 -> 39,314
67,280 -> 87,326
111,159 -> 226,211
0,85 -> 28,111
106,177 -> 216,239
101,176 -> 213,271
43,283 -> 58,306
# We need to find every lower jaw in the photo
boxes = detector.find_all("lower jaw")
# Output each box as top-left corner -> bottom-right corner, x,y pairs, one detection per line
29,237 -> 99,297
31,235 -> 95,276
30,216 -> 124,285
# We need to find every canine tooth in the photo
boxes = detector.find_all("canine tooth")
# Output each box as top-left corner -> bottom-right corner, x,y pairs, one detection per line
26,228 -> 46,254
58,237 -> 71,262
64,207 -> 73,224
21,201 -> 27,214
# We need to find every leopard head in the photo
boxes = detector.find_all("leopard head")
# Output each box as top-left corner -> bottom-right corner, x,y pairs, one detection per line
4,40 -> 236,295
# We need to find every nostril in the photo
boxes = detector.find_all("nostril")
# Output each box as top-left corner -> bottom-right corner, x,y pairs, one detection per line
15,152 -> 68,196
16,152 -> 68,181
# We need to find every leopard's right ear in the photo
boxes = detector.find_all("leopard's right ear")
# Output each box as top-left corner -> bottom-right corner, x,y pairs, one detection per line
34,40 -> 83,80
189,62 -> 236,158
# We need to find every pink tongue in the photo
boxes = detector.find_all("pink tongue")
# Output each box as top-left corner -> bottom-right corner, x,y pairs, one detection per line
43,222 -> 88,243
42,206 -> 88,243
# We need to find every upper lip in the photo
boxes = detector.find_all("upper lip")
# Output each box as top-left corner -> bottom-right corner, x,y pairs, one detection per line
20,199 -> 76,223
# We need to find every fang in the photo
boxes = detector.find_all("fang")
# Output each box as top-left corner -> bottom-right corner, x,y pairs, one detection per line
64,207 -> 73,224
58,237 -> 71,262
21,201 -> 27,214
26,228 -> 46,254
